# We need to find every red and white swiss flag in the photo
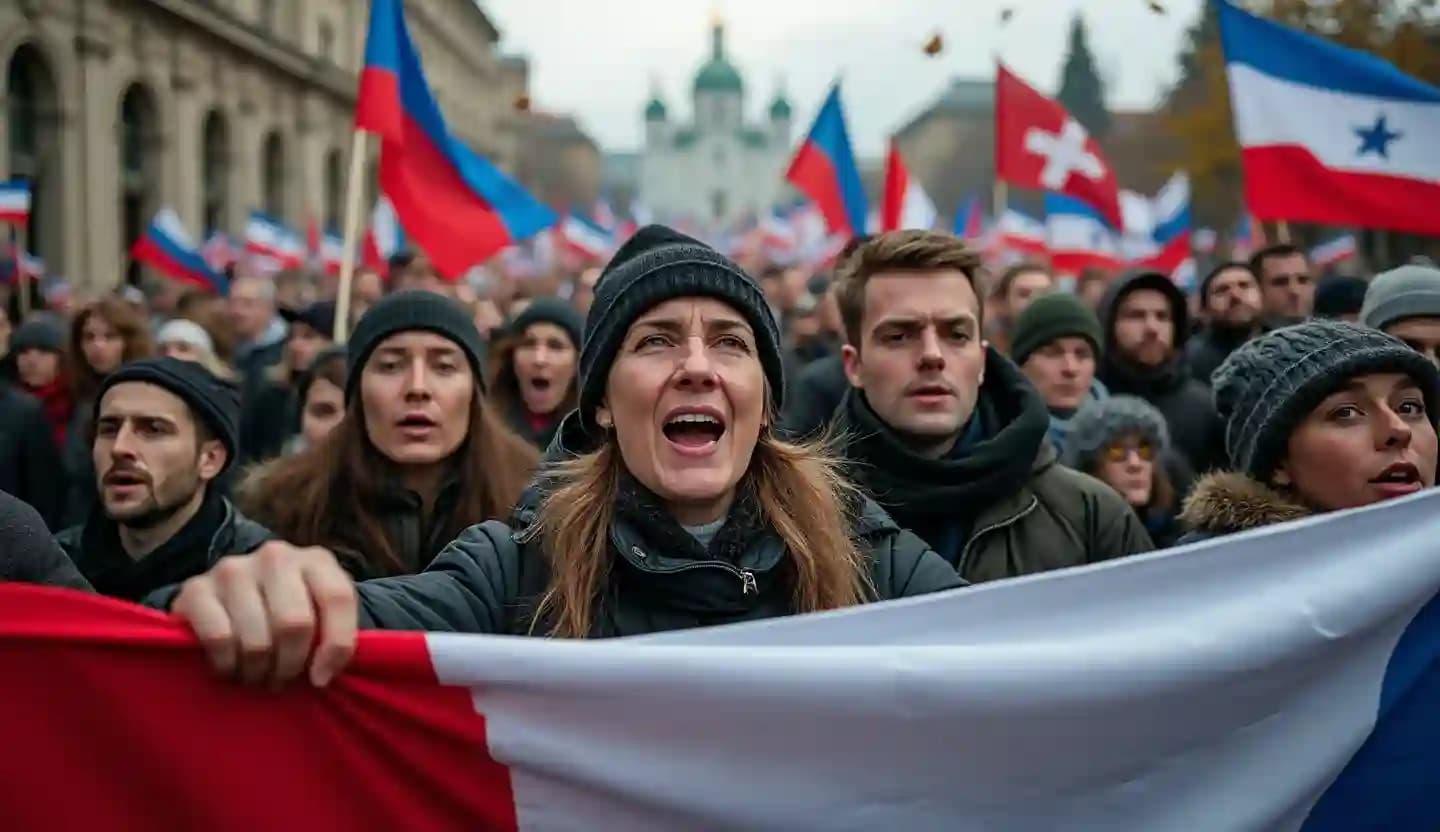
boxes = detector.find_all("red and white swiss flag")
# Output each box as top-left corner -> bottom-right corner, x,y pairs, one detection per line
879,140 -> 937,232
995,64 -> 1122,229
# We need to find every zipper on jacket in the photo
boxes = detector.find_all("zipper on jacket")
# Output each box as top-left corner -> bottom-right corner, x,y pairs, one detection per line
622,539 -> 761,596
956,496 -> 1039,578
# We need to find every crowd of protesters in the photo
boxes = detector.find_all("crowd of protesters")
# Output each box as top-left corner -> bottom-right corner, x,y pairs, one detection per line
1,227 -> 1437,684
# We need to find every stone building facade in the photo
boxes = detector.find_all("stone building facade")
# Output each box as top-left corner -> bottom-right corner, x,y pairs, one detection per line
639,21 -> 791,229
1,0 -> 526,290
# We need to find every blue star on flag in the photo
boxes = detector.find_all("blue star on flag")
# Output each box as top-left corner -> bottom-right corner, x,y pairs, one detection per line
1354,115 -> 1403,159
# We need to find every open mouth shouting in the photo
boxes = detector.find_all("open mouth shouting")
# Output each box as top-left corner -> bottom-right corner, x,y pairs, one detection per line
1368,461 -> 1424,498
661,406 -> 727,457
102,468 -> 150,500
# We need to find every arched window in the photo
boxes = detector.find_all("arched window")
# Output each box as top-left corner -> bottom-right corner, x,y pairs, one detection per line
201,110 -> 229,233
262,131 -> 285,219
318,21 -> 336,63
324,147 -> 343,230
119,83 -> 159,286
6,45 -> 61,267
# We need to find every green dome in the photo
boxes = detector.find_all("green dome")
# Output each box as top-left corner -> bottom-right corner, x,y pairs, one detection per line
768,94 -> 791,120
645,96 -> 667,121
694,24 -> 743,95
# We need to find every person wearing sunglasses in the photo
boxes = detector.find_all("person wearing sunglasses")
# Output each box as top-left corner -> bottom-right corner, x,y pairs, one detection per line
1063,396 -> 1183,547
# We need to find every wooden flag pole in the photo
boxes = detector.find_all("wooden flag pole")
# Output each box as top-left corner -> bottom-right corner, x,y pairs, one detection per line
992,181 -> 1008,220
1275,221 -> 1291,244
333,130 -> 370,344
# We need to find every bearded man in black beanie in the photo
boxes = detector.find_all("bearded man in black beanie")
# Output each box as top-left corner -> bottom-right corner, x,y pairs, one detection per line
830,231 -> 1151,583
56,358 -> 272,601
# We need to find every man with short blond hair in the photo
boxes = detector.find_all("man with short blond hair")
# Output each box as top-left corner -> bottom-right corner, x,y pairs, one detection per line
830,230 -> 1150,583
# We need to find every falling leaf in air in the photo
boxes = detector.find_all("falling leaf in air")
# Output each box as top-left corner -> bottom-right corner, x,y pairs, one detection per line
923,33 -> 944,56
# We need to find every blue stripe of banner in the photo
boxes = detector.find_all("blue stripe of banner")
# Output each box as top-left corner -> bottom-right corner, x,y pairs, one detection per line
810,86 -> 869,236
1300,590 -> 1440,830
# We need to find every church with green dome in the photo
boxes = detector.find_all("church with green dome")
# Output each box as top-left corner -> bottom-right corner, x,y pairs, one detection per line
640,20 -> 793,229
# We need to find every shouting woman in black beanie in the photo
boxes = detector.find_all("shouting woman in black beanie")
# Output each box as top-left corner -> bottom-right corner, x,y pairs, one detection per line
235,290 -> 538,578
1179,319 -> 1440,543
487,297 -> 583,450
169,226 -> 961,685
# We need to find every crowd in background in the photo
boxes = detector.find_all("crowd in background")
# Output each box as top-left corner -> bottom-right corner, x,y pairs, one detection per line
2,228 -> 1438,672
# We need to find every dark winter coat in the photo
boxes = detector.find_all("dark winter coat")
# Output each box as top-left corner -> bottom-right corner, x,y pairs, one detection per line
1184,324 -> 1264,386
833,349 -> 1153,584
61,400 -> 97,528
779,354 -> 851,441
1175,471 -> 1311,546
57,492 -> 272,602
0,383 -> 66,530
350,476 -> 962,637
0,489 -> 90,590
238,378 -> 297,464
502,398 -> 564,451
1098,273 -> 1227,474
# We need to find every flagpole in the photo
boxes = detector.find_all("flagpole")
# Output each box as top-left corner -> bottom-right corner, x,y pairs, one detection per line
16,225 -> 30,318
992,182 -> 1007,220
1275,221 -> 1291,244
333,130 -> 369,344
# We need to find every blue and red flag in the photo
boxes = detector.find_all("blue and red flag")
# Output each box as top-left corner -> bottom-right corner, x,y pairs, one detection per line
1219,0 -> 1440,235
785,84 -> 868,238
0,180 -> 31,227
130,209 -> 227,294
356,0 -> 555,279
953,195 -> 985,240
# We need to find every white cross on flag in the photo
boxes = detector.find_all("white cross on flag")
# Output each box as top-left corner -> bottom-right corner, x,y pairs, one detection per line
996,64 -> 1122,228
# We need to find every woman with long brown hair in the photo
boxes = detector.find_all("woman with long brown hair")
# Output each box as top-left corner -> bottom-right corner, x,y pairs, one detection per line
169,227 -> 961,686
486,297 -> 583,450
64,297 -> 154,524
235,290 -> 538,578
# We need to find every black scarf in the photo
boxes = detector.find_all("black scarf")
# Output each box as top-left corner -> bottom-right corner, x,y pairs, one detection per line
838,350 -> 1048,565
611,473 -> 768,565
79,489 -> 227,601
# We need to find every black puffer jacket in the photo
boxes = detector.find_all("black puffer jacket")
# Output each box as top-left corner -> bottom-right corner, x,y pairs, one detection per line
354,427 -> 962,636
1098,273 -> 1226,474
0,383 -> 66,529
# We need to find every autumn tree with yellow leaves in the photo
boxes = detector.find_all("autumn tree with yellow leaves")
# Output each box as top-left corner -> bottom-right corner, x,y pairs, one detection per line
1162,0 -> 1440,228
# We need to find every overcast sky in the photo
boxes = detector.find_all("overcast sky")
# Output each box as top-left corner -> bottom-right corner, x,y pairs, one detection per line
484,0 -> 1205,159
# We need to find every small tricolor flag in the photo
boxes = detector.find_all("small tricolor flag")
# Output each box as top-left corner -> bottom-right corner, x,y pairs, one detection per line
244,211 -> 307,273
130,209 -> 226,294
879,140 -> 937,232
0,180 -> 31,226
560,211 -> 616,261
1310,233 -> 1359,269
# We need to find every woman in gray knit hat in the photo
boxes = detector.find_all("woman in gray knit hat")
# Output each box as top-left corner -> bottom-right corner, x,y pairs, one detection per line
1063,396 -> 1183,547
1178,319 -> 1439,543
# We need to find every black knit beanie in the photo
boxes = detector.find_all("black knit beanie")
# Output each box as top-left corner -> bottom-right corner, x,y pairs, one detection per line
1212,319 -> 1440,481
508,297 -> 583,350
1009,292 -> 1104,366
10,314 -> 65,354
96,357 -> 242,471
345,290 -> 486,401
578,225 -> 784,434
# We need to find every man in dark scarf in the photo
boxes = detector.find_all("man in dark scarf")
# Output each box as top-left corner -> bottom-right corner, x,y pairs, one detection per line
830,231 -> 1152,584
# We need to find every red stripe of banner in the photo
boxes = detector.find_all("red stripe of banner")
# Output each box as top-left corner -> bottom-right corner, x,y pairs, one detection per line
0,585 -> 518,832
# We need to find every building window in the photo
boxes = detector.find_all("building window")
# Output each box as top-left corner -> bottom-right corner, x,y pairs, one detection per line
119,84 -> 159,285
262,131 -> 285,219
5,44 -> 60,268
710,189 -> 727,222
201,111 -> 229,233
318,21 -> 335,63
323,147 -> 343,230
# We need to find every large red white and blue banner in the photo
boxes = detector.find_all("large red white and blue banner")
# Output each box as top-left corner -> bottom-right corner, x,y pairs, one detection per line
2,488 -> 1438,829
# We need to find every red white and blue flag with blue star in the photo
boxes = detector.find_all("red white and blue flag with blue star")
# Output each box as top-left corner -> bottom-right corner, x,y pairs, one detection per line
1219,0 -> 1440,235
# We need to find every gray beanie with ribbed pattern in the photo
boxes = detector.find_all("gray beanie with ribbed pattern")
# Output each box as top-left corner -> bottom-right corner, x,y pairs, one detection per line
1212,319 -> 1440,480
